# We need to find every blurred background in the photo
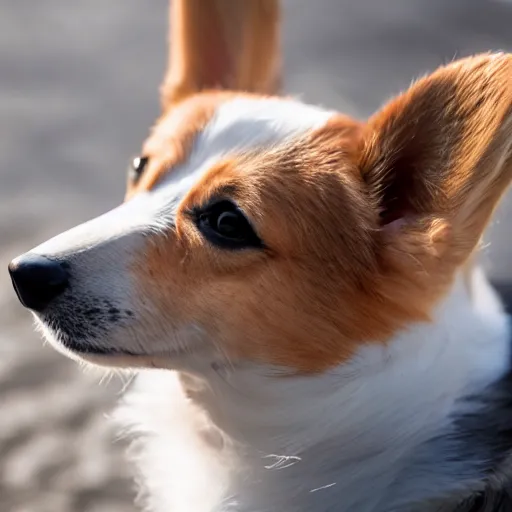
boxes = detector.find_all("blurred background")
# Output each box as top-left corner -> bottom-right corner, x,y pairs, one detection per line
1,1 -> 512,511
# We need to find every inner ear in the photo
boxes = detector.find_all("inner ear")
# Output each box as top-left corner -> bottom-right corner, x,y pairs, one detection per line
368,148 -> 436,226
374,167 -> 420,225
360,53 -> 512,255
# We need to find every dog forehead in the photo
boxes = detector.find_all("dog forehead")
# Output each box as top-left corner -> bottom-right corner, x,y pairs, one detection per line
198,97 -> 334,156
146,96 -> 334,194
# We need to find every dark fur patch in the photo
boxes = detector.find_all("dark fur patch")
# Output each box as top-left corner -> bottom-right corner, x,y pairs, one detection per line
445,321 -> 512,511
454,489 -> 512,512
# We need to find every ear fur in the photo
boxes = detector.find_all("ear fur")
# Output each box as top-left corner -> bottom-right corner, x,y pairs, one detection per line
161,0 -> 280,108
360,53 -> 512,264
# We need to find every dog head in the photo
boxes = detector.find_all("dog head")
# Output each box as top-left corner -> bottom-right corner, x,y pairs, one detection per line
9,0 -> 512,375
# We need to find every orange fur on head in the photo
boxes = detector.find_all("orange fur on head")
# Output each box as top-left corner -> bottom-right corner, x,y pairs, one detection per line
129,2 -> 512,374
127,92 -> 228,200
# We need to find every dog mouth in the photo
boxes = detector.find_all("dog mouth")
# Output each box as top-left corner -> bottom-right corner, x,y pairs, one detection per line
31,291 -> 211,369
34,302 -> 140,356
34,309 -> 200,366
39,321 -> 203,371
58,336 -> 143,357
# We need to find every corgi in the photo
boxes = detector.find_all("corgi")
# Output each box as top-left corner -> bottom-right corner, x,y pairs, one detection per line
8,1 -> 512,510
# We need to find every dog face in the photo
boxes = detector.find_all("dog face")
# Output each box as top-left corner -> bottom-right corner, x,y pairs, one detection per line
9,0 -> 512,374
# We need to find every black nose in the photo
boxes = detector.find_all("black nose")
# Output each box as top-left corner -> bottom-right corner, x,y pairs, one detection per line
8,254 -> 69,311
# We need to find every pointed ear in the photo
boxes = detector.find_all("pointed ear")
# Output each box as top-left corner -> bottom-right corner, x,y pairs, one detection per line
360,53 -> 512,263
161,0 -> 280,108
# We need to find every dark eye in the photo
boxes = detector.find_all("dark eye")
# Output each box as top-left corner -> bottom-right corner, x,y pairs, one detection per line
196,200 -> 263,250
129,156 -> 149,183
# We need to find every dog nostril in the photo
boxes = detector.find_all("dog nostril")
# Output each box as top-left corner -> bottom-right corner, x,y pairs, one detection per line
8,254 -> 70,312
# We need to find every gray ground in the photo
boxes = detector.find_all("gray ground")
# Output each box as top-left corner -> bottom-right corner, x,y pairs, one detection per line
1,1 -> 512,511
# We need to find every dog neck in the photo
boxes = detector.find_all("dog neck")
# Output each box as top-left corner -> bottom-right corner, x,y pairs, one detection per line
120,271 -> 512,512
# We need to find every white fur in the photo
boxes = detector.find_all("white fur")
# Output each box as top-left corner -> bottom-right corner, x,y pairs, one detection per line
117,271 -> 510,512
201,97 -> 334,154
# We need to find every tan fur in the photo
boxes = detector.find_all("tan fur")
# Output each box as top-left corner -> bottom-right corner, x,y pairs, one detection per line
360,53 -> 512,324
126,0 -> 280,199
127,0 -> 280,199
126,91 -> 274,200
127,92 -> 227,199
161,0 -> 280,108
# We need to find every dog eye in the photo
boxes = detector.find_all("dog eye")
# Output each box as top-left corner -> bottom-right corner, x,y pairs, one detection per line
129,156 -> 149,183
196,200 -> 263,250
